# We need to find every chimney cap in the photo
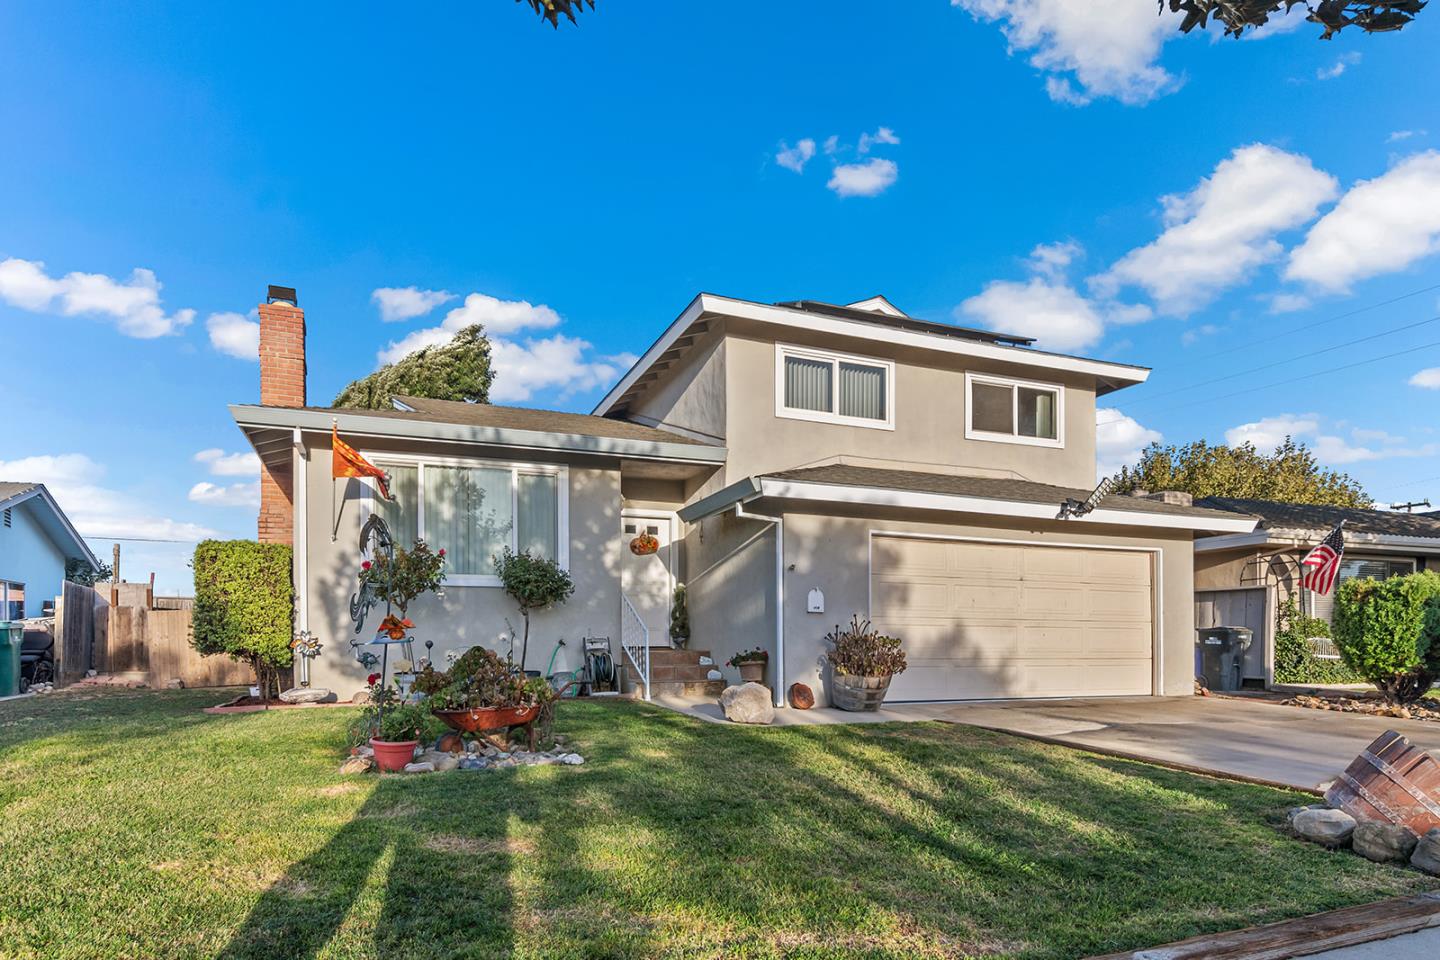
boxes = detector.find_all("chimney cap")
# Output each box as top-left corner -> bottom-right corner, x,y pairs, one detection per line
267,284 -> 298,306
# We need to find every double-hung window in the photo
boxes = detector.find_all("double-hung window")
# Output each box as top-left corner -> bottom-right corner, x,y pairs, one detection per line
776,344 -> 894,429
366,455 -> 568,587
965,372 -> 1064,448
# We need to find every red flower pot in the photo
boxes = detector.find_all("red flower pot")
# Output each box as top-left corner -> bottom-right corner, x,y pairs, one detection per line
370,738 -> 420,772
432,704 -> 541,733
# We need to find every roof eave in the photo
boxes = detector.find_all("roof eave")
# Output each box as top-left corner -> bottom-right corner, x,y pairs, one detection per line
1197,527 -> 1440,554
229,404 -> 728,466
3,485 -> 101,571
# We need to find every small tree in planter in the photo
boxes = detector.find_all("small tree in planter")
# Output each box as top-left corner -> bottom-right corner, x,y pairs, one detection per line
494,548 -> 575,672
670,583 -> 691,650
727,647 -> 768,684
1333,570 -> 1440,704
824,615 -> 907,711
358,539 -> 446,617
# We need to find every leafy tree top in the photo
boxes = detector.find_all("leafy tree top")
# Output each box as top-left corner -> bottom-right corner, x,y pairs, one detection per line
1164,1 -> 1425,40
333,325 -> 494,411
1110,437 -> 1372,508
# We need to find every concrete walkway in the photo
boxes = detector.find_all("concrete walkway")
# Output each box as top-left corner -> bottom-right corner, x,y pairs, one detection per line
654,692 -> 1440,792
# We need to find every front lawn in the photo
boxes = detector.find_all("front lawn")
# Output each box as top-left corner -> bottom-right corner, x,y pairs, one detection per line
0,690 -> 1431,959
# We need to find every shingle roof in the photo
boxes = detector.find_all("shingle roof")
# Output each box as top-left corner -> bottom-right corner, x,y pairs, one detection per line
0,482 -> 39,504
1197,497 -> 1440,539
766,465 -> 1247,521
772,299 -> 1036,347
339,396 -> 717,447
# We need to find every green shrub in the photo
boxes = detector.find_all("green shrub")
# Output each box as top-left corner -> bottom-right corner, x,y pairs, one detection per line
1332,570 -> 1440,703
1272,597 -> 1362,685
192,540 -> 294,693
494,548 -> 574,671
670,583 -> 690,649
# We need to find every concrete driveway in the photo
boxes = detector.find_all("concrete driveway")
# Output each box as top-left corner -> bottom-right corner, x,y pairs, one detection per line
942,695 -> 1440,792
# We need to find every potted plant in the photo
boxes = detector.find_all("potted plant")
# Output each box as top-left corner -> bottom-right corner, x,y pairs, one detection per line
353,679 -> 438,771
824,615 -> 907,712
727,648 -> 768,684
421,645 -> 555,734
669,583 -> 690,650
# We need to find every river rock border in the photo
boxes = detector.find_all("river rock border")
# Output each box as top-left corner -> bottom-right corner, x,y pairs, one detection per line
341,736 -> 584,775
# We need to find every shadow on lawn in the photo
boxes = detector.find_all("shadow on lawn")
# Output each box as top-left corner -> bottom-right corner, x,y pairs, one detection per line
216,703 -> 1415,960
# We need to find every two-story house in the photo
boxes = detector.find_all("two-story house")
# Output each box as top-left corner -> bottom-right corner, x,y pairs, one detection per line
231,288 -> 1254,705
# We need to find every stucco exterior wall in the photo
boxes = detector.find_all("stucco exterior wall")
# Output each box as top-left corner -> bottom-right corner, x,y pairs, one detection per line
628,330 -> 727,443
0,499 -> 67,617
683,510 -> 776,689
297,435 -> 624,696
777,509 -> 1196,705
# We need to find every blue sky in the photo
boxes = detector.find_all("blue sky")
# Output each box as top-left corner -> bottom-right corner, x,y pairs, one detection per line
1,2 -> 1438,593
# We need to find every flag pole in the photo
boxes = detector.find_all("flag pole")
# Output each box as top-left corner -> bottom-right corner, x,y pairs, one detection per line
331,418 -> 339,542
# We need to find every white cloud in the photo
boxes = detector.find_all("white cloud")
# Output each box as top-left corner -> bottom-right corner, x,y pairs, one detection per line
187,481 -> 261,508
1285,151 -> 1440,293
776,138 -> 817,173
822,135 -> 839,156
206,311 -> 260,360
1389,130 -> 1425,143
1096,144 -> 1338,314
959,277 -> 1106,352
194,448 -> 261,476
1317,52 -> 1361,80
1096,408 -> 1162,478
857,127 -> 900,154
0,453 -> 218,542
0,258 -> 194,338
827,158 -> 898,198
371,286 -> 455,323
1225,413 -> 1320,451
1026,240 -> 1083,280
950,0 -> 1182,106
1410,368 -> 1440,389
1266,292 -> 1311,314
377,292 -> 562,366
489,335 -> 637,403
1181,323 -> 1221,346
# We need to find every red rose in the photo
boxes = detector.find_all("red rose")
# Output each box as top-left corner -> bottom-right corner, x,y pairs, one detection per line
367,673 -> 381,686
437,548 -> 446,557
361,560 -> 372,571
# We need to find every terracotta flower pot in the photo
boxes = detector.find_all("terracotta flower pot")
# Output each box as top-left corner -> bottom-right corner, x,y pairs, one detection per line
431,704 -> 541,733
737,660 -> 765,684
370,738 -> 420,772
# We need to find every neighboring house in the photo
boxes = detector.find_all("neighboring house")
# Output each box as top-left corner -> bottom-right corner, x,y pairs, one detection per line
0,482 -> 100,619
1194,498 -> 1440,686
231,287 -> 1254,704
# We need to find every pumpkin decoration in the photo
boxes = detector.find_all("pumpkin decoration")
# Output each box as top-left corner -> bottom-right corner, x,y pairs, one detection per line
629,532 -> 660,556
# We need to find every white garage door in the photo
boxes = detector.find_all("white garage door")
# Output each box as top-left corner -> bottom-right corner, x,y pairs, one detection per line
870,536 -> 1154,701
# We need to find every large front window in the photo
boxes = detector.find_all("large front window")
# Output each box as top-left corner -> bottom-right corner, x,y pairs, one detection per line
965,373 -> 1063,447
776,344 -> 894,429
368,456 -> 568,586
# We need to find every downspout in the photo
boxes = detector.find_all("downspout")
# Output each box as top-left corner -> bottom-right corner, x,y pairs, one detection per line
293,429 -> 309,685
734,501 -> 785,708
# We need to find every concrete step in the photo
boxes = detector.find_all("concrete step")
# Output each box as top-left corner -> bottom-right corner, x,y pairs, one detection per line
639,679 -> 725,699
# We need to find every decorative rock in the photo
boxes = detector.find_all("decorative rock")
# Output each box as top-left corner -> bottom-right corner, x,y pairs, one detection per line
166,678 -> 186,690
720,683 -> 775,725
436,733 -> 466,754
559,753 -> 585,765
430,754 -> 459,772
1412,829 -> 1440,875
1291,807 -> 1357,848
279,686 -> 334,704
1353,821 -> 1418,864
459,757 -> 488,771
339,756 -> 373,775
350,690 -> 371,705
697,655 -> 714,666
788,682 -> 815,710
355,744 -> 375,758
403,761 -> 436,774
706,669 -> 723,681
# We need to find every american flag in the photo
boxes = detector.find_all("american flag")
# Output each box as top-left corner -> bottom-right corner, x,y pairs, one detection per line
1300,522 -> 1346,596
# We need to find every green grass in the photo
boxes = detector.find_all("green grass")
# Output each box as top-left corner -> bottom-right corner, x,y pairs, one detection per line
0,689 -> 1432,960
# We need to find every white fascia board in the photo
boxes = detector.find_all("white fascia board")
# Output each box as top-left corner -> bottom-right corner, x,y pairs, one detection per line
6,485 -> 102,570
1198,527 -> 1440,554
230,404 -> 727,466
592,293 -> 1149,415
755,479 -> 1260,533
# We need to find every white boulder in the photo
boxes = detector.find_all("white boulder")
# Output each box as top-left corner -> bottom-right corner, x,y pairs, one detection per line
720,683 -> 774,725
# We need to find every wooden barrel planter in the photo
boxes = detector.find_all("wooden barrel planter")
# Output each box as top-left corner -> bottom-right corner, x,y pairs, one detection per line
831,673 -> 893,712
1325,730 -> 1440,835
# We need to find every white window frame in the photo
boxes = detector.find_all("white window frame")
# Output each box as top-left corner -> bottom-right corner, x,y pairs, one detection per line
774,343 -> 896,431
1303,554 -> 1415,620
363,451 -> 569,588
1,581 -> 24,619
964,371 -> 1065,449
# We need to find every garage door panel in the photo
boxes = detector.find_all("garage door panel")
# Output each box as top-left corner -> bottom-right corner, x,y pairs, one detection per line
871,536 -> 1154,701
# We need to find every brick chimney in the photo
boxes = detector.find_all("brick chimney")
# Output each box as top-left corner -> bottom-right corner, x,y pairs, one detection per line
257,285 -> 305,544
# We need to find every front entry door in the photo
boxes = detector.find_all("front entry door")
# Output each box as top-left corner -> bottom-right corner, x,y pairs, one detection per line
620,512 -> 674,647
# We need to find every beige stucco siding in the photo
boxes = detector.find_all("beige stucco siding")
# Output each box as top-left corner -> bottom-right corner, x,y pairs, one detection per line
719,334 -> 1099,491
297,434 -> 623,696
682,510 -> 777,689
778,510 -> 1195,704
628,330 -> 727,443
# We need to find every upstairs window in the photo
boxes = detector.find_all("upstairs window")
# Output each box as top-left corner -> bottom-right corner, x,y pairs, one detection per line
776,345 -> 894,430
965,373 -> 1063,447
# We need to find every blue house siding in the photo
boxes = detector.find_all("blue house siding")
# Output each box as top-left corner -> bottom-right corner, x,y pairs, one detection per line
1,499 -> 68,617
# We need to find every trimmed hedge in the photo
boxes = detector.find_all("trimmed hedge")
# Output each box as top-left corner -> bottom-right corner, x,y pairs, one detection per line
1332,570 -> 1440,703
192,540 -> 294,685
1272,597 -> 1362,685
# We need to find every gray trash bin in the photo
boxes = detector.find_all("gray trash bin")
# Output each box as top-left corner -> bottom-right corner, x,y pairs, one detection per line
1196,627 -> 1253,692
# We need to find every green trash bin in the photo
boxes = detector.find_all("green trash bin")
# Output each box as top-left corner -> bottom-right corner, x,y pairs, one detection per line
0,621 -> 21,697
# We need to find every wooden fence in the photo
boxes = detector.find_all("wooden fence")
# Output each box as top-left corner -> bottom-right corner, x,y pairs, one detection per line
54,582 -> 251,688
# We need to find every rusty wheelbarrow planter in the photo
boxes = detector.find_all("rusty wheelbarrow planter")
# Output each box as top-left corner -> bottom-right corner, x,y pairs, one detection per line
431,704 -> 542,751
1325,730 -> 1440,835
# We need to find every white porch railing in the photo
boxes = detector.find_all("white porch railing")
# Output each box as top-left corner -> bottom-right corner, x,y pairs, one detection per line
620,593 -> 651,700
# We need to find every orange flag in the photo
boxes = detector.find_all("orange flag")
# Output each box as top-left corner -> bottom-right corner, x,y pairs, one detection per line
332,424 -> 392,500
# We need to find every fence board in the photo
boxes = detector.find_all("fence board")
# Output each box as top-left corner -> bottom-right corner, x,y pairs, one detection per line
56,581 -> 97,683
144,609 -> 251,688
